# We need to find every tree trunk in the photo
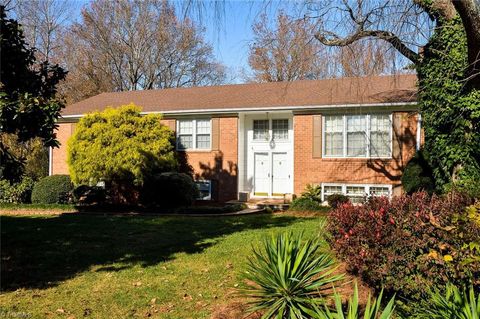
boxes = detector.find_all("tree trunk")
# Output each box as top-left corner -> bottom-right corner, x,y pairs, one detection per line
452,0 -> 480,89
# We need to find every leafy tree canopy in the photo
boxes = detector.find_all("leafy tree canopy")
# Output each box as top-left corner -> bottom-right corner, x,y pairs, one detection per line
0,6 -> 67,182
67,104 -> 177,203
0,6 -> 67,145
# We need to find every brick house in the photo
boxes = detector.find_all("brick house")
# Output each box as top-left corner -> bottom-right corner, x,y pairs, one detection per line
51,74 -> 421,203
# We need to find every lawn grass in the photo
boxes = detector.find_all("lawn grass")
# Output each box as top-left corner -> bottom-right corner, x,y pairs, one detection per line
0,203 -> 76,211
0,212 -> 326,318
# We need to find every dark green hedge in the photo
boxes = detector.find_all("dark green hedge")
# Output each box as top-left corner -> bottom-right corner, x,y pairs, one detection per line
31,175 -> 73,204
140,172 -> 198,208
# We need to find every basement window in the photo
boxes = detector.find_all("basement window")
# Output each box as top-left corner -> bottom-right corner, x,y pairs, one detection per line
321,183 -> 392,203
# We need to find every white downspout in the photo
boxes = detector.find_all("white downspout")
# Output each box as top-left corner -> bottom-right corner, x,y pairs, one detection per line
416,113 -> 422,151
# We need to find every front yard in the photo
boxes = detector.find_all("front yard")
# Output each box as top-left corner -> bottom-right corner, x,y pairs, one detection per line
0,213 -> 325,318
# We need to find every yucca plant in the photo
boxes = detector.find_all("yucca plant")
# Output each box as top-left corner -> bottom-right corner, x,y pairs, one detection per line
414,284 -> 479,319
314,283 -> 395,319
242,232 -> 343,319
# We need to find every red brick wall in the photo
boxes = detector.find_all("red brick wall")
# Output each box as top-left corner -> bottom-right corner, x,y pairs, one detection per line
293,112 -> 419,196
164,117 -> 238,202
51,123 -> 75,175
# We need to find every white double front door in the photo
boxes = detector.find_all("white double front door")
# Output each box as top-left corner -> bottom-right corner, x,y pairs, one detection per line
254,152 -> 290,196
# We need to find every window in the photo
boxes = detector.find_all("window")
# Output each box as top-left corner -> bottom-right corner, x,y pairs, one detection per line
346,115 -> 367,157
177,119 -> 211,150
324,116 -> 344,156
272,119 -> 289,140
196,120 -> 211,149
323,114 -> 392,158
321,183 -> 391,202
369,186 -> 390,196
370,114 -> 390,157
346,186 -> 366,204
253,120 -> 269,140
177,120 -> 194,149
323,185 -> 343,198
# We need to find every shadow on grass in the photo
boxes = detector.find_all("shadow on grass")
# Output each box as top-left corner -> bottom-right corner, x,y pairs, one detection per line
1,213 -> 299,291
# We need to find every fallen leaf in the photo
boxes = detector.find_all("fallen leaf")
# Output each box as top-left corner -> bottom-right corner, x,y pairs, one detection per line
133,281 -> 142,287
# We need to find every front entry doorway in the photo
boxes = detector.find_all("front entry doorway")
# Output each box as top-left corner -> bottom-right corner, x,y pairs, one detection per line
254,152 -> 290,197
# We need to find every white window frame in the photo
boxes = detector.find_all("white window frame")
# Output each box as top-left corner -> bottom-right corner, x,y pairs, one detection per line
252,118 -> 290,142
272,119 -> 289,141
321,183 -> 392,202
176,119 -> 212,151
322,113 -> 393,159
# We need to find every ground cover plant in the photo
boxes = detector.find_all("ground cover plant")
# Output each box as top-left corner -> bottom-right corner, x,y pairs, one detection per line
327,191 -> 480,314
0,212 -> 324,318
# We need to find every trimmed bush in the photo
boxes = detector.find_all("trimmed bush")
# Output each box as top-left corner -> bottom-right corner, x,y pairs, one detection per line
140,172 -> 198,208
327,193 -> 350,208
31,175 -> 73,204
0,177 -> 34,203
289,197 -> 324,211
402,149 -> 435,194
327,191 -> 480,313
68,104 -> 177,204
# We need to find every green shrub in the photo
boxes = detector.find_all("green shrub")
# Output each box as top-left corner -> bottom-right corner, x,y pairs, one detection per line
140,172 -> 198,208
402,149 -> 435,194
413,284 -> 479,319
327,191 -> 480,314
68,104 -> 177,204
0,177 -> 34,203
242,231 -> 342,318
314,283 -> 396,319
73,185 -> 106,205
31,175 -> 73,204
290,197 -> 324,211
327,193 -> 350,209
301,184 -> 322,202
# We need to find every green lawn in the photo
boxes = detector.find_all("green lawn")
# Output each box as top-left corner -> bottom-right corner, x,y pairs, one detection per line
0,213 -> 326,318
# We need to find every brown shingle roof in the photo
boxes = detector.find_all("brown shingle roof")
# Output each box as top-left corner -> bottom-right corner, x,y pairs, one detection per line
62,74 -> 417,116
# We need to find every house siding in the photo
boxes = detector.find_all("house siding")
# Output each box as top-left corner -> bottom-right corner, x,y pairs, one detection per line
293,112 -> 419,196
51,122 -> 75,175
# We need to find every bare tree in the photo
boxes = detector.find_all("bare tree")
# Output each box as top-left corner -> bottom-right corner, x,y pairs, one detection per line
63,0 -> 225,96
12,0 -> 76,62
308,0 -> 480,88
248,12 -> 332,82
248,10 -> 398,82
337,40 -> 397,77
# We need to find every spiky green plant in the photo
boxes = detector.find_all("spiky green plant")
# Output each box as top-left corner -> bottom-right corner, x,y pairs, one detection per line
414,284 -> 479,319
314,282 -> 395,319
242,232 -> 343,319
301,184 -> 323,202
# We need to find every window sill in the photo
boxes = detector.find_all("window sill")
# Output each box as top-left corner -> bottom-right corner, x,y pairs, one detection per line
176,149 -> 213,153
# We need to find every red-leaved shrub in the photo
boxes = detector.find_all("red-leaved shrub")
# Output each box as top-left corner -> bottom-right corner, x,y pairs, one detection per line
327,191 -> 480,304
